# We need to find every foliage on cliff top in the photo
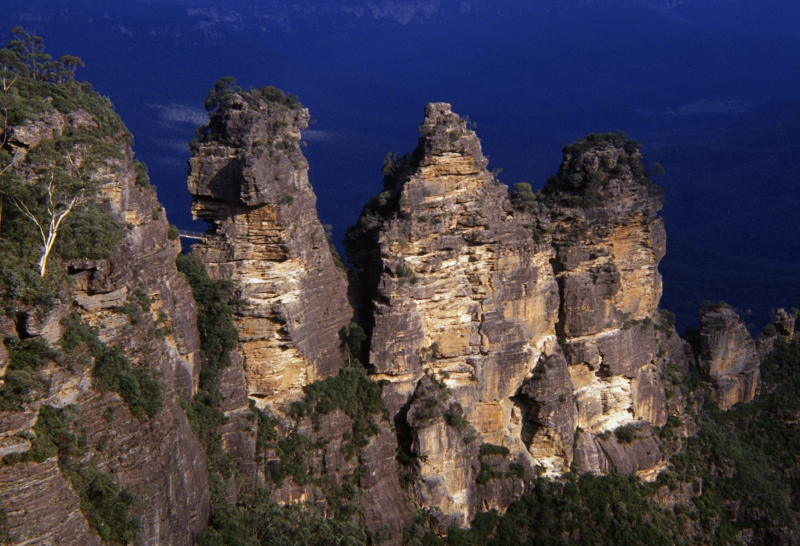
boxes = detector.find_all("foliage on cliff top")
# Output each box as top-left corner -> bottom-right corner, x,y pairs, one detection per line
0,27 -> 128,140
0,28 -> 131,303
192,77 -> 302,151
203,76 -> 301,115
534,131 -> 664,209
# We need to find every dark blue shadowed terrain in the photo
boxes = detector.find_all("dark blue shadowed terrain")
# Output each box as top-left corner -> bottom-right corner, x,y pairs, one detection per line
6,0 -> 800,331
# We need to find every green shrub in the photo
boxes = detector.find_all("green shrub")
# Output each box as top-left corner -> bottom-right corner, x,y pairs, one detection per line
444,402 -> 470,432
0,337 -> 58,410
64,462 -> 141,543
292,367 -> 386,459
396,263 -> 415,278
61,314 -> 162,418
479,443 -> 510,458
133,159 -> 152,188
614,425 -> 638,443
167,225 -> 179,240
196,489 -> 366,546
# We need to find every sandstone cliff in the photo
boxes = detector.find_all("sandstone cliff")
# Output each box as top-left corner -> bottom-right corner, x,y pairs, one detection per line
187,91 -> 354,410
0,92 -> 209,543
345,103 -> 560,527
696,304 -> 760,410
538,134 -> 674,476
343,106 -> 691,528
185,88 -> 413,540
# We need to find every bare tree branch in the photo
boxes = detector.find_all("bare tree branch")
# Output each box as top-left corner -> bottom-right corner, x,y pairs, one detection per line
10,171 -> 86,276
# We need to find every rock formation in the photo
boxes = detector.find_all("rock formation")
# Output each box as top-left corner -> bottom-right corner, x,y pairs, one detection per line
186,89 -> 413,540
187,92 -> 354,410
540,134 -> 672,476
345,103 -> 558,527
344,106 -> 686,526
0,102 -> 209,543
697,304 -> 760,410
2,79 -> 778,542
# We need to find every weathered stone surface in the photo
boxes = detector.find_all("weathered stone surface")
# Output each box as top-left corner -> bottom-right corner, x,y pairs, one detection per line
652,478 -> 702,509
344,107 -> 679,525
217,352 -> 257,501
406,376 -> 482,527
516,352 -> 576,472
360,426 -> 415,545
0,108 -> 209,545
346,103 -> 561,523
542,136 -> 669,475
0,458 -> 102,546
573,424 -> 662,475
20,303 -> 71,344
698,306 -> 760,410
188,92 -> 354,410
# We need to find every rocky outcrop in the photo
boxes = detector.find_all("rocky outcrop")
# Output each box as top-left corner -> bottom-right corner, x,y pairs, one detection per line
540,134 -> 672,475
0,99 -> 209,545
187,92 -> 354,411
345,103 -> 560,526
344,111 -> 683,525
697,305 -> 760,410
0,458 -> 102,546
184,91 -> 415,540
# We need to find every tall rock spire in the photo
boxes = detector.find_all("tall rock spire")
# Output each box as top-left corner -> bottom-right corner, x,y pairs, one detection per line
346,103 -> 561,527
188,90 -> 355,409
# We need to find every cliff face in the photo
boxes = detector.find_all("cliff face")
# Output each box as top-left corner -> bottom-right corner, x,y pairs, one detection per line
343,106 -> 685,526
697,305 -> 760,410
542,137 -> 673,476
186,91 -> 413,540
188,93 -> 354,410
0,103 -> 209,543
345,103 -> 558,526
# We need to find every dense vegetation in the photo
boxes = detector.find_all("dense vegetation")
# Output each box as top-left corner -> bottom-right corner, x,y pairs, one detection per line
0,27 -> 128,304
512,132 -> 664,210
175,254 -> 240,484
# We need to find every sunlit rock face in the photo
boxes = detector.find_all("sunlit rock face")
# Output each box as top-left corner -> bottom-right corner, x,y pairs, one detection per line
697,305 -> 760,410
345,103 -> 559,526
541,135 -> 674,476
187,93 -> 355,411
346,110 -> 686,524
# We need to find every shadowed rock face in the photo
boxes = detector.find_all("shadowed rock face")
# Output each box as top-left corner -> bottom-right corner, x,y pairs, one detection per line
698,305 -> 760,410
187,93 -> 355,410
0,109 -> 209,544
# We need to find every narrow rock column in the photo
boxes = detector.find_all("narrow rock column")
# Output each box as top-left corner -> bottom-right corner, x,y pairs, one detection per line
188,93 -> 355,410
